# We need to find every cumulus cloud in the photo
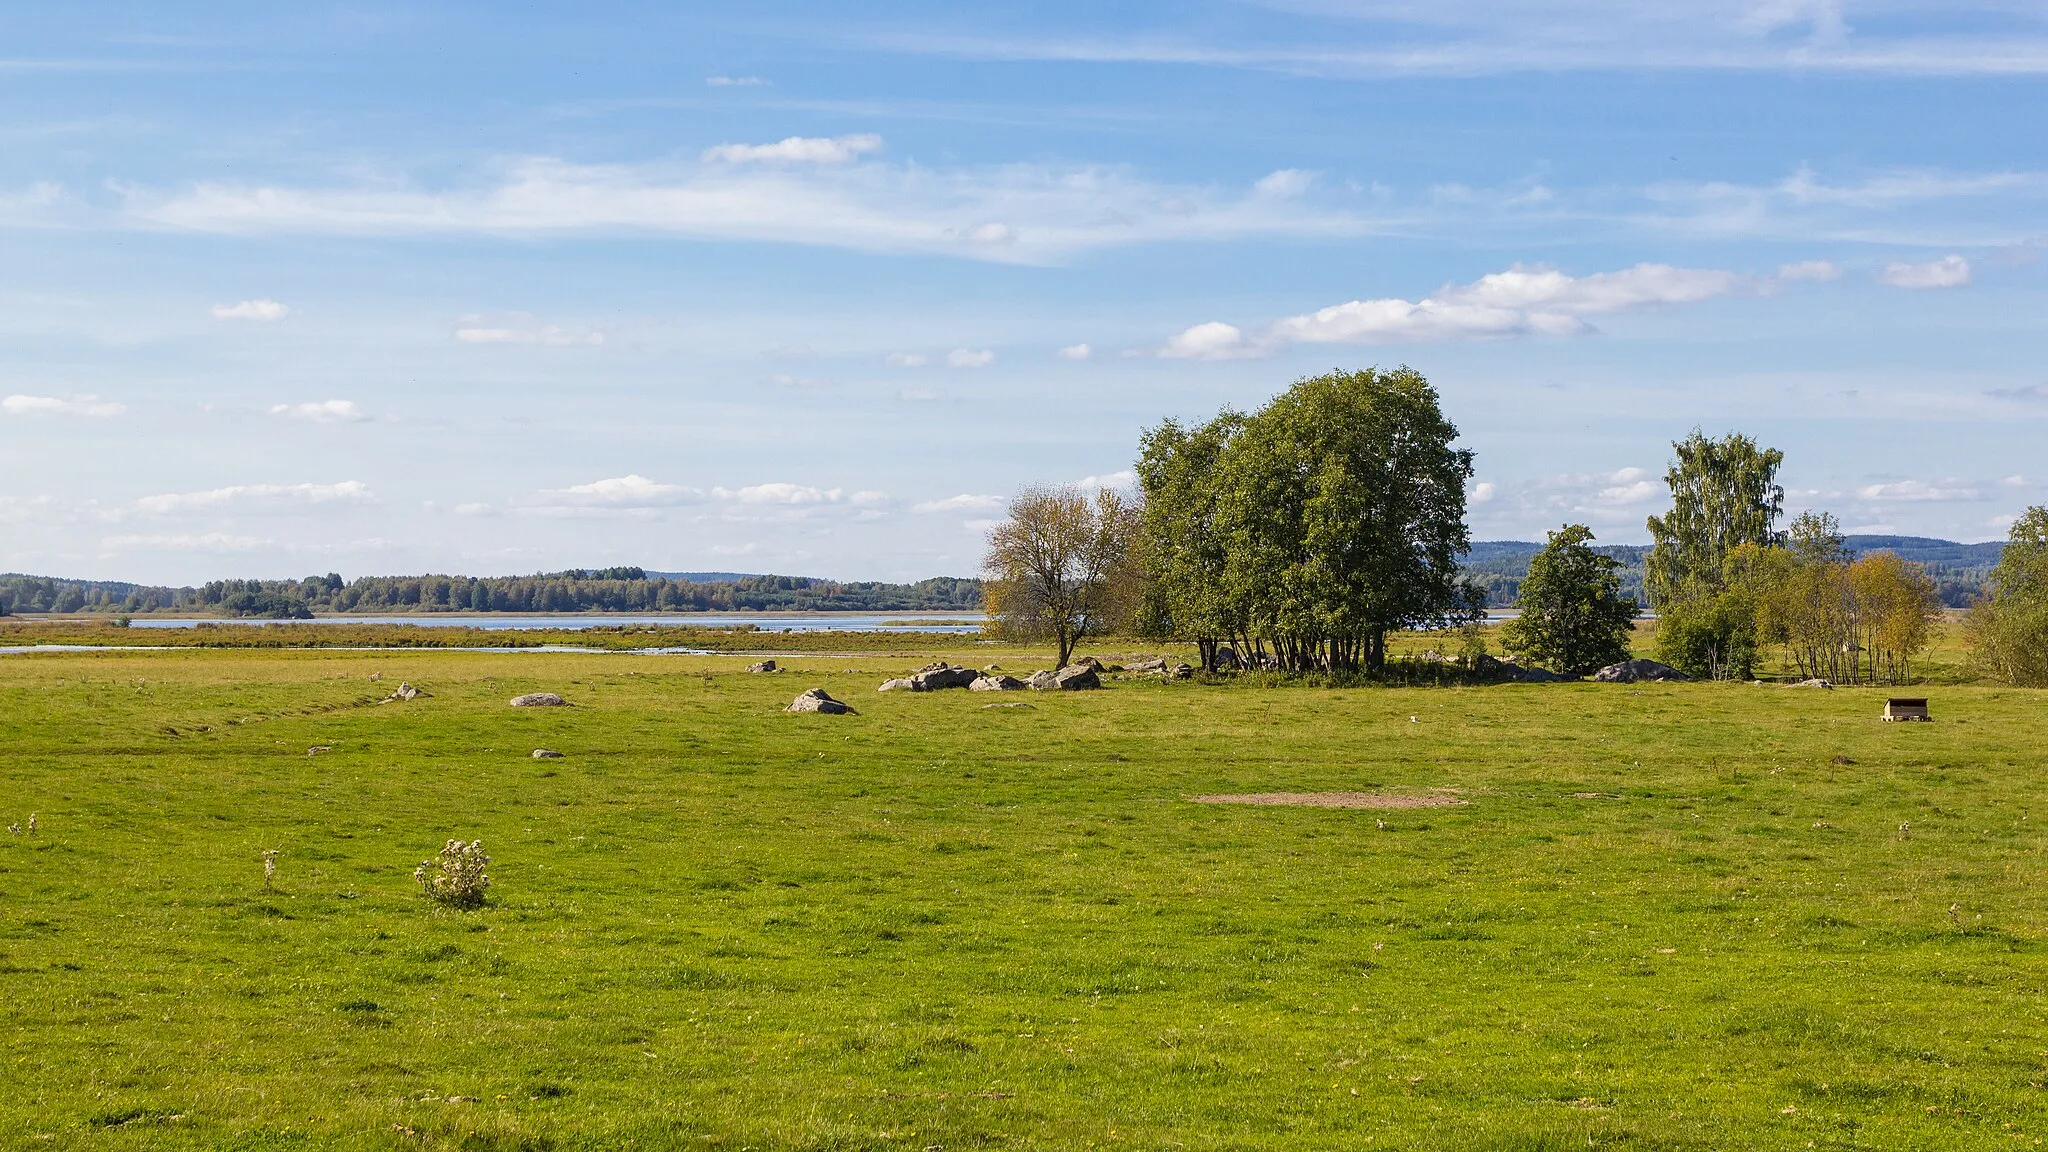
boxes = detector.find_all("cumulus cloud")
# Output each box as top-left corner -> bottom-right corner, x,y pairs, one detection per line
1158,321 -> 1257,360
2,393 -> 126,417
885,352 -> 929,367
454,317 -> 605,346
946,348 -> 995,368
1254,169 -> 1317,197
211,298 -> 289,321
914,493 -> 1006,514
1469,481 -> 1497,504
136,480 -> 374,514
269,399 -> 366,423
702,134 -> 883,165
539,474 -> 703,507
1857,479 -> 1982,501
713,482 -> 844,505
1878,254 -> 1971,288
1076,470 -> 1137,491
1776,259 -> 1842,282
1161,262 -> 1745,358
1056,343 -> 1092,361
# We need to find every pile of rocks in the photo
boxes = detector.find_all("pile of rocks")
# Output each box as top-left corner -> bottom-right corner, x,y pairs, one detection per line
877,658 -> 1107,693
1123,657 -> 1194,680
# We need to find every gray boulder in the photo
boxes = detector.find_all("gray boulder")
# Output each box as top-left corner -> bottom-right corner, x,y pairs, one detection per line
746,659 -> 778,673
510,692 -> 568,707
881,663 -> 979,692
786,688 -> 856,714
1126,657 -> 1168,673
531,749 -> 564,759
1027,669 -> 1059,690
1590,658 -> 1691,683
1037,664 -> 1101,691
970,674 -> 1026,691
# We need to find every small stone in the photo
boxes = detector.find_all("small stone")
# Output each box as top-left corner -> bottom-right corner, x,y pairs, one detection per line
531,749 -> 564,759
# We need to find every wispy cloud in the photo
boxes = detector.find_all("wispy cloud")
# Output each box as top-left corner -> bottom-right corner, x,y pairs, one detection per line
705,75 -> 768,88
136,480 -> 374,514
211,298 -> 288,321
863,9 -> 2048,77
101,532 -> 273,551
1877,254 -> 1971,289
885,351 -> 929,367
453,314 -> 605,345
1857,478 -> 1982,502
1056,342 -> 1092,360
702,134 -> 882,164
269,399 -> 367,423
3,393 -> 126,417
125,155 -> 1385,265
946,348 -> 995,368
1159,261 -> 1747,358
1776,259 -> 1841,282
538,474 -> 703,508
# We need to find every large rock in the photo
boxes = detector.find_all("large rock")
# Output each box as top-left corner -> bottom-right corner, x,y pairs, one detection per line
1027,669 -> 1059,690
970,673 -> 1026,691
746,659 -> 778,673
879,663 -> 979,692
1590,658 -> 1691,683
1125,657 -> 1168,673
510,692 -> 568,707
786,688 -> 856,714
1036,664 -> 1102,691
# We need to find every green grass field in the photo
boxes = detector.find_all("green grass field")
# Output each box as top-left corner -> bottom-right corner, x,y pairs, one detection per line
3,642 -> 2045,1150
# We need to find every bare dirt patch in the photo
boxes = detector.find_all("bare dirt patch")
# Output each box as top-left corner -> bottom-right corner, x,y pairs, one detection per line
1190,791 -> 1466,810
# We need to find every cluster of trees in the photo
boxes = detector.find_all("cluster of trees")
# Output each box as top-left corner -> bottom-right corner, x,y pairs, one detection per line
1636,432 -> 1942,683
0,570 -> 982,617
986,368 -> 1479,673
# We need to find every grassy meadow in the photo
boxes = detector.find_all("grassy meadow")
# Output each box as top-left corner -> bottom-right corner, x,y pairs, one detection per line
3,637 -> 2046,1150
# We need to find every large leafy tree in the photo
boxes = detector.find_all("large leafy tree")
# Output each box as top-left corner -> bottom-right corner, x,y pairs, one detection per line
981,485 -> 1141,669
1969,505 -> 2048,686
1137,366 -> 1478,673
1645,430 -> 1786,678
1499,524 -> 1639,674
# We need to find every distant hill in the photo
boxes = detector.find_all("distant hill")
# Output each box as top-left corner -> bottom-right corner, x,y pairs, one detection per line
1460,535 -> 2004,609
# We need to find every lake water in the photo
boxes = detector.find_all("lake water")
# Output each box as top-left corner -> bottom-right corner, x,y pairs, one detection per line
115,613 -> 985,634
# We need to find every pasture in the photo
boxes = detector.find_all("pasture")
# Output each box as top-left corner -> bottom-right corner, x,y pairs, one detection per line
2,643 -> 2044,1150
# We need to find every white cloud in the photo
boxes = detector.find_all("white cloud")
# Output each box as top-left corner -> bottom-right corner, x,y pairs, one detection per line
2002,475 -> 2031,487
136,480 -> 374,515
1162,262 -> 1744,358
770,373 -> 831,388
1469,481 -> 1497,504
101,532 -> 273,551
453,502 -> 496,516
947,348 -> 995,368
1254,169 -> 1317,197
1076,470 -> 1137,491
714,482 -> 843,505
1857,479 -> 1982,502
454,317 -> 604,346
885,352 -> 930,367
539,474 -> 702,507
897,387 -> 939,402
127,155 -> 1383,265
1057,342 -> 1092,361
210,298 -> 289,321
2,393 -> 126,417
702,134 -> 883,165
705,75 -> 767,87
914,493 -> 1006,514
269,399 -> 366,423
1159,321 -> 1257,360
1878,254 -> 1971,289
1776,259 -> 1841,282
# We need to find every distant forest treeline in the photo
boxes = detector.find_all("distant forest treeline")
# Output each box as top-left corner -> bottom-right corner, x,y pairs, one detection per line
1464,535 -> 2005,609
0,568 -> 983,617
0,536 -> 2004,617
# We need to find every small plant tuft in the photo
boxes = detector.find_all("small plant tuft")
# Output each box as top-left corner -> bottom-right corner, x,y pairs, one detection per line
261,848 -> 280,888
415,839 -> 491,909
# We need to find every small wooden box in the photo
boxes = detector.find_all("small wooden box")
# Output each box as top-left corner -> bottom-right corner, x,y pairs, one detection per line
1883,698 -> 1931,722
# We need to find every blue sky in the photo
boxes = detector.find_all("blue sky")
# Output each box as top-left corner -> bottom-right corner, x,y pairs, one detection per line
2,1 -> 2045,583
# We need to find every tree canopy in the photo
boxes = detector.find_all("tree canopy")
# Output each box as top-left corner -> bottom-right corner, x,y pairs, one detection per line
1499,524 -> 1639,675
1137,366 -> 1478,673
1969,505 -> 2048,686
1645,430 -> 1787,678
